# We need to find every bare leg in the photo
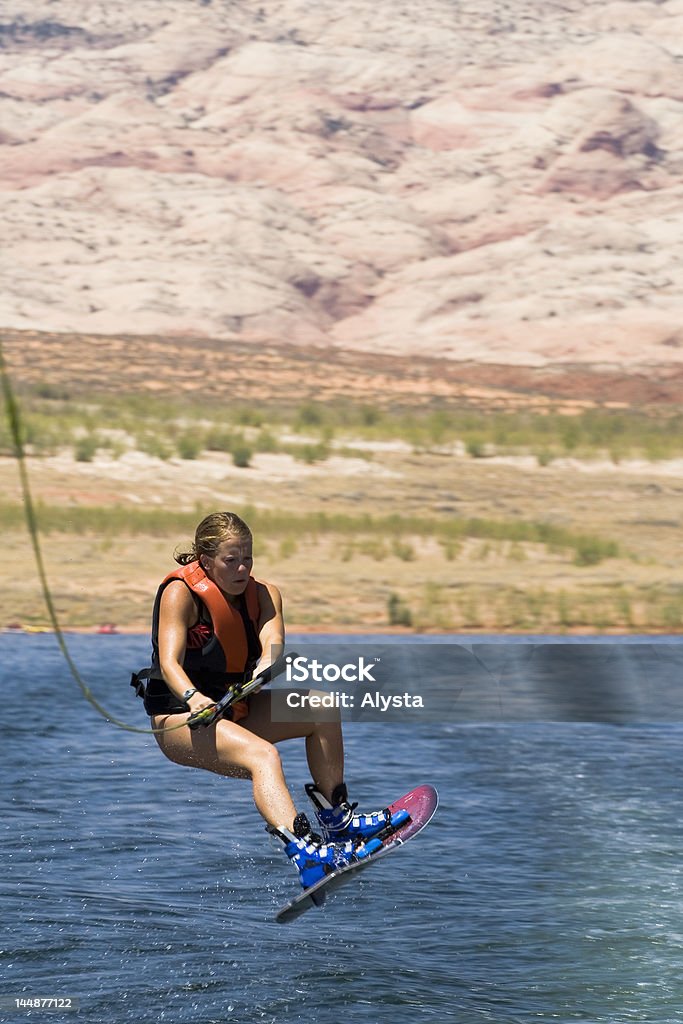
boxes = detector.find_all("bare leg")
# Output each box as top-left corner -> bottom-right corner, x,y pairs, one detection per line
243,689 -> 345,801
305,722 -> 344,802
152,689 -> 347,829
152,711 -> 298,828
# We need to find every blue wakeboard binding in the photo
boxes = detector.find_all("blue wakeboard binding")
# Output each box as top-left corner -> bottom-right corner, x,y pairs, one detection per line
305,782 -> 410,843
268,812 -> 381,890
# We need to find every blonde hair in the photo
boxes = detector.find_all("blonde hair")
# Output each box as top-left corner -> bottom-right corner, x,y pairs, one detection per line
174,512 -> 253,566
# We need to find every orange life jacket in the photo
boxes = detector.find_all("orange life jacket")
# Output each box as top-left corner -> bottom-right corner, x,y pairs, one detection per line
160,561 -> 261,675
141,561 -> 263,721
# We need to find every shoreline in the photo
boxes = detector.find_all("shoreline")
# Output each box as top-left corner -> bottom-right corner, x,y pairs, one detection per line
3,624 -> 681,638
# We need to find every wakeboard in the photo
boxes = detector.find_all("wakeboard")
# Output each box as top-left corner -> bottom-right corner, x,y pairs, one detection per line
275,783 -> 438,924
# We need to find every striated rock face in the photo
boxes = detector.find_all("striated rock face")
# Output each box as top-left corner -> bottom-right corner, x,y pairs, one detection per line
1,0 -> 683,368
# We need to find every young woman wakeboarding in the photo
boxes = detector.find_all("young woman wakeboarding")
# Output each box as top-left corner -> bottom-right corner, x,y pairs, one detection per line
133,511 -> 407,890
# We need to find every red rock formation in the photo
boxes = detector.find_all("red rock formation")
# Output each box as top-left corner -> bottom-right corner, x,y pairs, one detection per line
0,0 -> 682,369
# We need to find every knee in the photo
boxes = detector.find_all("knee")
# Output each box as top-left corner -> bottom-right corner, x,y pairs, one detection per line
244,738 -> 282,775
308,693 -> 343,730
258,740 -> 283,772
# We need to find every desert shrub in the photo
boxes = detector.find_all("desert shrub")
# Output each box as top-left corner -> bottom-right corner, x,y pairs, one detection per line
466,438 -> 486,458
231,442 -> 253,468
387,593 -> 412,627
573,537 -> 619,567
234,407 -> 264,427
74,434 -> 99,462
292,442 -> 330,464
176,432 -> 203,460
136,433 -> 173,460
295,401 -> 325,428
254,429 -> 279,453
392,539 -> 415,561
205,427 -> 234,452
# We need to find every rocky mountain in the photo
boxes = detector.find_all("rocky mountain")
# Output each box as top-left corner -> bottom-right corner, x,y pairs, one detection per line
2,0 -> 683,369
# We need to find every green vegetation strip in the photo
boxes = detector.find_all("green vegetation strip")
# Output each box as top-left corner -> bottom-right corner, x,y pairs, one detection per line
3,387 -> 683,463
392,582 -> 683,632
0,502 -> 619,566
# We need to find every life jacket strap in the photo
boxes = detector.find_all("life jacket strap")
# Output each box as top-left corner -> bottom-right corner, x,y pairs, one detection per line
130,667 -> 152,699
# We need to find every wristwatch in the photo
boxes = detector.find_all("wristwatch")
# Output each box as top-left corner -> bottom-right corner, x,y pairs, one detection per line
182,688 -> 198,703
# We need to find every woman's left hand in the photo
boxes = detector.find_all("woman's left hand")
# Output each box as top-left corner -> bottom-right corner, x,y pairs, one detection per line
249,657 -> 273,696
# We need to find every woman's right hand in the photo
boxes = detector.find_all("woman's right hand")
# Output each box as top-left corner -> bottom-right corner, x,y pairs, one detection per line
185,692 -> 220,731
186,692 -> 216,715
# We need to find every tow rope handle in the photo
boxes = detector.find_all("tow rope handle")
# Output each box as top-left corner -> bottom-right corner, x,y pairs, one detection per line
187,650 -> 296,730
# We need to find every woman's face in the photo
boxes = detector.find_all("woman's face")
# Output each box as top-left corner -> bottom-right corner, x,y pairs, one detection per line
202,536 -> 253,598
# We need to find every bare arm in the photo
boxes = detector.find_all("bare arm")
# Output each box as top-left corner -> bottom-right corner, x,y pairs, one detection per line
254,581 -> 285,674
157,581 -> 215,713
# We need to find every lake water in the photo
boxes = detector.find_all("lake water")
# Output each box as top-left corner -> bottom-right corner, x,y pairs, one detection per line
2,634 -> 683,1024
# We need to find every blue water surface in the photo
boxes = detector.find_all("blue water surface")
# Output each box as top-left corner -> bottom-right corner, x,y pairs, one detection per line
2,634 -> 683,1024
